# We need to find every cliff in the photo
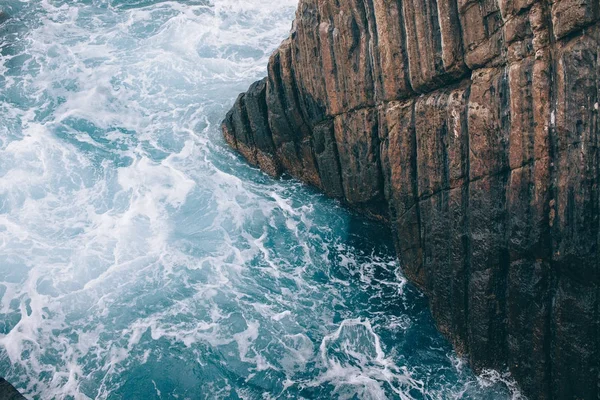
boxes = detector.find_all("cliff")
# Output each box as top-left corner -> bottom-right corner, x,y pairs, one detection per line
222,0 -> 600,398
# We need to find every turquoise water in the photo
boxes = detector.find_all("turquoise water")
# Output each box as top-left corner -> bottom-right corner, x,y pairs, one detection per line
0,1 -> 521,399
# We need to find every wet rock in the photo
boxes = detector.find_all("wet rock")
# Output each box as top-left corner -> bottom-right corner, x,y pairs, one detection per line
334,108 -> 383,210
312,120 -> 344,199
243,78 -> 281,177
550,27 -> 600,400
222,1 -> 600,398
0,378 -> 26,400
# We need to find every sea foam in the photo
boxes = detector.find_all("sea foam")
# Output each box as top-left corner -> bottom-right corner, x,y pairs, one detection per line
0,0 -> 522,398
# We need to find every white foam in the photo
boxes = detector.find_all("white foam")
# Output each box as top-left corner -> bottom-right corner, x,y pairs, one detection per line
314,318 -> 424,400
0,0 -> 522,398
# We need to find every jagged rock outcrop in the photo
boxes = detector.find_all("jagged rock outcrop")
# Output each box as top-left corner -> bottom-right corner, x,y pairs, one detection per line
222,0 -> 600,398
0,378 -> 26,400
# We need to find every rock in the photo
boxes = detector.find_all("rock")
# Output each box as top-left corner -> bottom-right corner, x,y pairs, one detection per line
222,1 -> 600,398
0,378 -> 26,400
333,107 -> 386,219
312,120 -> 344,199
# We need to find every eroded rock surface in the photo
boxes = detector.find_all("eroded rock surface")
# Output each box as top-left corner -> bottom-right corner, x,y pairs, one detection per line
223,0 -> 600,398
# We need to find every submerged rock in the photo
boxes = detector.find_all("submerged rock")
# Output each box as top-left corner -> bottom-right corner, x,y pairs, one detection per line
223,0 -> 600,398
0,378 -> 26,400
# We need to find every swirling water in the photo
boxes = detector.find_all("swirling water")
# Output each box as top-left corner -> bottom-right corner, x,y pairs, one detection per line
0,1 -> 522,399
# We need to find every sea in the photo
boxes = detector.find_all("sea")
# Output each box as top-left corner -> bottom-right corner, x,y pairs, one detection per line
0,1 -> 522,398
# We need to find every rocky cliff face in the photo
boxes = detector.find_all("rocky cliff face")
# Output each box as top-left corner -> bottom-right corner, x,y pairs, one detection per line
222,0 -> 600,398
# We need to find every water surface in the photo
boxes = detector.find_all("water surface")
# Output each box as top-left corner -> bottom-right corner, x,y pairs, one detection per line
0,1 -> 521,398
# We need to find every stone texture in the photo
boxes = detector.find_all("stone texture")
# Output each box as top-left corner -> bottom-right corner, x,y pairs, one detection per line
334,107 -> 386,219
371,0 -> 412,101
550,28 -> 599,400
0,378 -> 25,400
403,0 -> 467,91
222,1 -> 600,398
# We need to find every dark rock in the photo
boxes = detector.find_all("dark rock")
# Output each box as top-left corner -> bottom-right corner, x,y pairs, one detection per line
0,378 -> 26,400
243,78 -> 281,177
222,1 -> 600,398
334,108 -> 383,209
312,120 -> 344,199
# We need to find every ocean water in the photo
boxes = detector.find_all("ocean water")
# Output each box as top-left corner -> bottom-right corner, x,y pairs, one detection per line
0,1 -> 522,399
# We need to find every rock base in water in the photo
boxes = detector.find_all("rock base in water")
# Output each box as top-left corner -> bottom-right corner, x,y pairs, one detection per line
222,0 -> 600,398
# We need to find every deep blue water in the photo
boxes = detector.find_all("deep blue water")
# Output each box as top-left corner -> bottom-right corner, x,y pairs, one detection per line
0,1 -> 522,399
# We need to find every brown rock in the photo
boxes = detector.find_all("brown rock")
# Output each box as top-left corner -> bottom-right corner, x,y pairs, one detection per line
222,2 -> 600,397
551,28 -> 599,399
403,0 -> 467,91
334,107 -> 385,219
458,0 -> 506,68
371,0 -> 412,101
552,0 -> 599,39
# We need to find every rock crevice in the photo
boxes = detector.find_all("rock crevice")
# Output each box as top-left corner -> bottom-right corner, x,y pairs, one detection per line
222,0 -> 600,398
